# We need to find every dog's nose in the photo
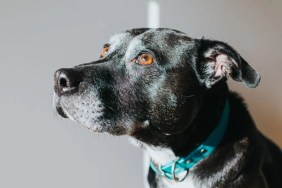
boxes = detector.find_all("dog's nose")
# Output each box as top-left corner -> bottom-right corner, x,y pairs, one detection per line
54,68 -> 82,96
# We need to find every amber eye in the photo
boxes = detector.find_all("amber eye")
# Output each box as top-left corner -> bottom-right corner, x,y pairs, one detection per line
100,46 -> 109,58
136,53 -> 154,65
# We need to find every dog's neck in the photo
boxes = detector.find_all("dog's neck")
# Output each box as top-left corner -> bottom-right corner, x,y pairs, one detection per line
130,83 -> 229,164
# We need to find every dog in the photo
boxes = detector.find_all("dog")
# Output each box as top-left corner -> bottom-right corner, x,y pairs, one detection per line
53,28 -> 282,188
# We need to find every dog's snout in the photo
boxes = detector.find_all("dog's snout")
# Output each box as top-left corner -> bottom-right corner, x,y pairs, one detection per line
54,68 -> 82,96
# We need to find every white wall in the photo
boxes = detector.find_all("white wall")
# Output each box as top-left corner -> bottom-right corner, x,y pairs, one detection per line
0,1 -> 281,188
0,0 -> 147,188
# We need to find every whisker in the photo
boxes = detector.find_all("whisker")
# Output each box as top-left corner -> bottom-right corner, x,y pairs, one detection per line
184,94 -> 196,98
107,106 -> 115,112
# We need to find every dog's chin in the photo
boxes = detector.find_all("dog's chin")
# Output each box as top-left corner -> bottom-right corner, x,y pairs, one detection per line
55,104 -> 130,135
54,96 -> 149,136
54,104 -> 102,132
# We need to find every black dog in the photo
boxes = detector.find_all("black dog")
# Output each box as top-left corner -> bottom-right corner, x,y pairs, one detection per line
53,28 -> 282,188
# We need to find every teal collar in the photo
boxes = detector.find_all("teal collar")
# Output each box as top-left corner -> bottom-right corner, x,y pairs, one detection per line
150,100 -> 230,182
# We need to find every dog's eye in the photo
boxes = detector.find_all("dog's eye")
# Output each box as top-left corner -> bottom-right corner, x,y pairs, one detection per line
100,45 -> 109,58
136,53 -> 154,65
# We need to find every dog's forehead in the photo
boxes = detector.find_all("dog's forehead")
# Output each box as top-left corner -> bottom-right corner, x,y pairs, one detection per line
108,28 -> 191,49
107,28 -> 195,64
108,32 -> 131,51
139,28 -> 191,41
107,28 -> 149,48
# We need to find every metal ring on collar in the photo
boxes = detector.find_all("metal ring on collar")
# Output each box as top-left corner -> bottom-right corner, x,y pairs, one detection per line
171,160 -> 189,182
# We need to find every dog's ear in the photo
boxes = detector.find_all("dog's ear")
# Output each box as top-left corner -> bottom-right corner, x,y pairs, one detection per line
195,39 -> 261,88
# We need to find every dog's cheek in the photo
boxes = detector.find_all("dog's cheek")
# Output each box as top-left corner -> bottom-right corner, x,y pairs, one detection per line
148,92 -> 179,130
148,91 -> 201,134
91,75 -> 142,134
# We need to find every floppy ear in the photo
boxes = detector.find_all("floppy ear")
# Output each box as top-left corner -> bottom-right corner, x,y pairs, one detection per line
195,39 -> 261,88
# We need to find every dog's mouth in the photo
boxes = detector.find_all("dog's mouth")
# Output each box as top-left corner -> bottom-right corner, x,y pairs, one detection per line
55,105 -> 68,118
53,93 -> 68,118
53,91 -> 107,133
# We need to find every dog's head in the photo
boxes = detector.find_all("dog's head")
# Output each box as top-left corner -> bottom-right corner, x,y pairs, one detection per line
53,28 -> 260,138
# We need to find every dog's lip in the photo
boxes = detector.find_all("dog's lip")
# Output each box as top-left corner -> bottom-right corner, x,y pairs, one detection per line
55,105 -> 68,118
59,86 -> 79,97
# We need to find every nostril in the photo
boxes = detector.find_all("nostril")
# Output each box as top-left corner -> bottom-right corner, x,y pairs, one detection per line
59,77 -> 68,88
54,68 -> 82,95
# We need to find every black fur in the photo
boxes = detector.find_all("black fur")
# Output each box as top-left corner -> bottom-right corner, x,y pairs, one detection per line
53,28 -> 282,187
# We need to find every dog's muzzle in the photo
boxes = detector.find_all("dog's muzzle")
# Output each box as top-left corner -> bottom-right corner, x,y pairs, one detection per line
53,68 -> 83,118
